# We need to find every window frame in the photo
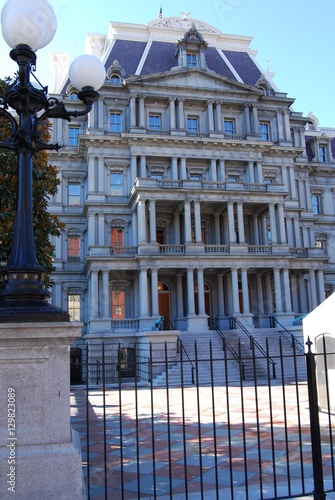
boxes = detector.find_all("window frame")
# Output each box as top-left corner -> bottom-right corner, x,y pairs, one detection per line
68,126 -> 80,146
312,194 -> 321,215
67,293 -> 81,321
68,183 -> 81,206
259,122 -> 270,141
187,116 -> 199,135
318,146 -> 326,163
109,112 -> 122,133
148,114 -> 162,131
67,234 -> 81,261
224,120 -> 234,136
186,52 -> 198,67
110,172 -> 123,196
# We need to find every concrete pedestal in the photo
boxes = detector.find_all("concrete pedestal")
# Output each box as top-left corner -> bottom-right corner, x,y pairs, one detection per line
0,322 -> 83,500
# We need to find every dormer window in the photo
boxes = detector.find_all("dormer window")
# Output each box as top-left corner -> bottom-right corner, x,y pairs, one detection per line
176,23 -> 208,69
106,59 -> 125,84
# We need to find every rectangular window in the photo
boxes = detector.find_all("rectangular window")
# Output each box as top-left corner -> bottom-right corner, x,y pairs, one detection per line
224,120 -> 234,135
149,114 -> 161,131
312,195 -> 320,215
68,126 -> 80,146
110,172 -> 123,195
187,117 -> 199,135
67,235 -> 80,261
68,183 -> 81,206
190,174 -> 201,181
111,290 -> 125,319
259,122 -> 269,141
187,52 -> 197,67
227,177 -> 237,182
111,228 -> 124,247
319,146 -> 326,162
68,294 -> 80,321
109,112 -> 122,132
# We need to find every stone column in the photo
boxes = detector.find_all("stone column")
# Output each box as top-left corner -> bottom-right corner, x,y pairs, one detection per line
289,166 -> 297,198
265,275 -> 273,314
140,156 -> 146,178
102,270 -> 110,318
87,156 -> 96,193
217,273 -> 225,316
251,104 -> 258,134
268,204 -> 278,244
256,162 -> 263,183
214,213 -> 221,244
207,100 -> 214,133
215,101 -> 222,132
180,157 -> 187,179
131,155 -> 137,184
210,159 -> 217,181
138,96 -> 145,128
0,322 -> 84,500
243,104 -> 251,135
218,159 -> 226,182
90,270 -> 99,318
169,98 -> 176,130
149,200 -> 156,243
252,215 -> 259,244
276,110 -> 285,141
317,270 -> 325,304
194,201 -> 202,243
277,204 -> 287,244
256,274 -> 264,314
237,202 -> 245,243
137,199 -> 147,243
196,268 -> 206,315
98,214 -> 105,246
309,270 -> 318,310
241,268 -> 250,313
171,157 -> 178,179
176,274 -> 184,317
177,99 -> 185,130
227,202 -> 236,243
174,212 -> 181,244
247,161 -> 255,183
151,268 -> 159,316
231,268 -> 240,315
282,268 -> 292,312
184,201 -> 192,243
273,268 -> 283,313
130,95 -> 136,127
187,269 -> 196,315
139,268 -> 149,316
88,214 -> 95,247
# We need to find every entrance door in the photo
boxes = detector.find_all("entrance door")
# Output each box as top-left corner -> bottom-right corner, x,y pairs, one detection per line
70,348 -> 82,385
158,282 -> 170,329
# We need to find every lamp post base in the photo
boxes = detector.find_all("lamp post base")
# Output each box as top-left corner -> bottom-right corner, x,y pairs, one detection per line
0,299 -> 69,322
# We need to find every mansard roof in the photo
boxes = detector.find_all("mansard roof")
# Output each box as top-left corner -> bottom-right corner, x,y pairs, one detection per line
104,23 -> 262,85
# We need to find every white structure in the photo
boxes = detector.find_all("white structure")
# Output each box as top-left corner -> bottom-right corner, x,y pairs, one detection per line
47,17 -> 335,378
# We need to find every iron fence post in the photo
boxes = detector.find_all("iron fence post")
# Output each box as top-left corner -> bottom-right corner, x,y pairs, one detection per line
306,337 -> 326,500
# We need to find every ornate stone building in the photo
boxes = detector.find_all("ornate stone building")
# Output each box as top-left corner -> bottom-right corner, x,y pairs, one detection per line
48,16 -> 335,369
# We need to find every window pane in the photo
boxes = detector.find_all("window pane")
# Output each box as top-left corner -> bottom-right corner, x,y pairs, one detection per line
69,126 -> 79,146
68,184 -> 80,206
187,117 -> 199,134
110,112 -> 122,132
111,290 -> 125,319
110,173 -> 123,195
312,195 -> 320,214
149,114 -> 161,130
319,146 -> 326,162
68,236 -> 80,259
110,74 -> 121,84
68,294 -> 80,321
260,123 -> 269,141
187,52 -> 197,67
224,120 -> 234,135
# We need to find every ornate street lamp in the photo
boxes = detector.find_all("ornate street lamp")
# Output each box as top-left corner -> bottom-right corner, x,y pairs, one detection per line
0,0 -> 106,322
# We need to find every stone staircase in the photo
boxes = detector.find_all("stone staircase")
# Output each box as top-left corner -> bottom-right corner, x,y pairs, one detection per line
152,326 -> 306,387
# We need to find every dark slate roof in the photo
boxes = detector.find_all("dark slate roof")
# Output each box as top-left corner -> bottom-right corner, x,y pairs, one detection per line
105,39 -> 147,77
206,47 -> 237,80
103,39 -> 262,85
223,50 -> 262,85
141,41 -> 177,75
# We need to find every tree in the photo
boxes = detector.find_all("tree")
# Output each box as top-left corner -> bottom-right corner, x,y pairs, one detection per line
0,78 -> 64,288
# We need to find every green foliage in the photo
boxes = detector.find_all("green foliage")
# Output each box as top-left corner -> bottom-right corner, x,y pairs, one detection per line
0,79 -> 64,288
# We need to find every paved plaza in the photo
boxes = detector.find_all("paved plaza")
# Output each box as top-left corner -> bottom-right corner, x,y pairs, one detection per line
70,382 -> 335,499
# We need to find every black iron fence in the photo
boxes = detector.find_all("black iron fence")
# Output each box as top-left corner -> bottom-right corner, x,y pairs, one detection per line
70,337 -> 335,500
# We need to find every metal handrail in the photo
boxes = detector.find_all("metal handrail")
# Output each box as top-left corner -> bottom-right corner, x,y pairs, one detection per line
177,337 -> 195,384
270,316 -> 304,348
232,317 -> 277,378
208,318 -> 245,380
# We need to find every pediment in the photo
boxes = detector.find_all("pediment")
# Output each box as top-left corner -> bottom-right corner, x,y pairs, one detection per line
127,68 -> 261,95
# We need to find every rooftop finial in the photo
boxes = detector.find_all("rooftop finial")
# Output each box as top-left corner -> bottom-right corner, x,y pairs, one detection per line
180,11 -> 191,20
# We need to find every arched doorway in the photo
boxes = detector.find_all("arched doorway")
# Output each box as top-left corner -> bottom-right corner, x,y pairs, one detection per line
194,282 -> 211,316
158,281 -> 170,329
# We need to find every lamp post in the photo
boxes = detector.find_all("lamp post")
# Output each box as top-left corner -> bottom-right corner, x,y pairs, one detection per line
0,0 -> 106,322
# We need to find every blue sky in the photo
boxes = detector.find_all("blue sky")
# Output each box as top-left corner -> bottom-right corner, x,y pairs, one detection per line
0,0 -> 334,127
